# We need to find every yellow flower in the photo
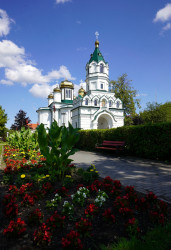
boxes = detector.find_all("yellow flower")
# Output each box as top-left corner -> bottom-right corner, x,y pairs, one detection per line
65,175 -> 71,178
20,174 -> 26,179
95,171 -> 99,173
90,169 -> 94,172
46,175 -> 50,177
13,154 -> 16,157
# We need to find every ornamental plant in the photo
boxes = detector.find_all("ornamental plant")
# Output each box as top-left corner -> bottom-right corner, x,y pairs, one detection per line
94,190 -> 108,207
3,218 -> 26,238
33,223 -> 52,246
3,194 -> 18,218
46,211 -> 65,230
71,187 -> 90,207
62,230 -> 83,249
27,209 -> 43,226
85,203 -> 98,217
62,201 -> 74,219
126,217 -> 140,236
102,208 -> 116,223
75,218 -> 92,237
46,193 -> 62,209
21,194 -> 35,206
55,186 -> 69,197
37,121 -> 80,181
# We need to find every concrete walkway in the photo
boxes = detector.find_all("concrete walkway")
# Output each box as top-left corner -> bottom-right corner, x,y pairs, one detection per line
71,151 -> 171,204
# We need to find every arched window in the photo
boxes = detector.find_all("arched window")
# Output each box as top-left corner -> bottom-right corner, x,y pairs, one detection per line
94,99 -> 97,106
100,63 -> 104,73
102,99 -> 106,107
109,100 -> 112,107
85,99 -> 89,105
116,101 -> 120,108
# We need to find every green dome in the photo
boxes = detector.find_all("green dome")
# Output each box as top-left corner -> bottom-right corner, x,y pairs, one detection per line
88,40 -> 106,64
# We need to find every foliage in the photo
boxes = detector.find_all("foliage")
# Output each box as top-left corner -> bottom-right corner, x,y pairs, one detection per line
7,127 -> 39,158
110,73 -> 141,119
76,122 -> 171,160
37,121 -> 80,180
140,101 -> 171,124
11,109 -> 31,131
1,145 -> 170,249
0,105 -> 7,139
101,222 -> 171,250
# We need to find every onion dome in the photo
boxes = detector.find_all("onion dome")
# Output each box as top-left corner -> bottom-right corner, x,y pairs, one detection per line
89,40 -> 106,64
95,40 -> 99,48
53,86 -> 61,92
78,87 -> 86,97
60,80 -> 74,89
48,93 -> 54,99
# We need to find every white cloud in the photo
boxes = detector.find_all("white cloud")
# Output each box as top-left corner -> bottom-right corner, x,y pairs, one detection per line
0,9 -> 13,37
162,22 -> 171,31
29,83 -> 56,98
47,66 -> 75,81
0,40 -> 25,68
0,79 -> 13,85
154,3 -> 171,23
56,0 -> 71,4
0,40 -> 75,94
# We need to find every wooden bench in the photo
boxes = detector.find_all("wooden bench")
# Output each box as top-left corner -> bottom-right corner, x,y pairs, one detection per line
96,140 -> 125,152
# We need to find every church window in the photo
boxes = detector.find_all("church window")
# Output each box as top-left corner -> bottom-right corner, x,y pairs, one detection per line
94,99 -> 97,106
85,99 -> 89,105
100,63 -> 104,73
101,83 -> 103,89
102,99 -> 106,107
116,101 -> 120,108
109,100 -> 112,107
66,89 -> 71,98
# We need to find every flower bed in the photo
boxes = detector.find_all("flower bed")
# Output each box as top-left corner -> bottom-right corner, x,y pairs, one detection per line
0,146 -> 169,249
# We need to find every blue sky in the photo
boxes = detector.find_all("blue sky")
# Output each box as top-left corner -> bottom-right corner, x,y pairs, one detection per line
0,0 -> 171,128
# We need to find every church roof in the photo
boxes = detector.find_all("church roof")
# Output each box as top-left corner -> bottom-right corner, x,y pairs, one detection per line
88,40 -> 106,64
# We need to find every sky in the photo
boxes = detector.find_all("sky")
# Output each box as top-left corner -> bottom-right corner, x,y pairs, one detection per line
0,0 -> 171,128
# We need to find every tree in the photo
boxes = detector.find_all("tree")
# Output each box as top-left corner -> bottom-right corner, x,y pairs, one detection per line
11,110 -> 31,131
140,102 -> 171,124
0,106 -> 8,138
110,73 -> 141,125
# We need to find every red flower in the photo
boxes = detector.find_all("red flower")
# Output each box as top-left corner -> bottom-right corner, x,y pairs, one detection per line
103,208 -> 116,223
85,204 -> 98,216
62,230 -> 83,249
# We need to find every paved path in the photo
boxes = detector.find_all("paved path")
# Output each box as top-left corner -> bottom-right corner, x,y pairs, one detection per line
71,151 -> 171,204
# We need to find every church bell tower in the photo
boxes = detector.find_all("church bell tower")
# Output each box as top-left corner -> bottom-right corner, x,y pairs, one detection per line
86,32 -> 109,92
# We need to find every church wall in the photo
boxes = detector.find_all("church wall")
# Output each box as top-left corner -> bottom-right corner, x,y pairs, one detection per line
38,110 -> 51,129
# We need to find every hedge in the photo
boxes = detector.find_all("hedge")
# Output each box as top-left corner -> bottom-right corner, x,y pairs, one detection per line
76,122 -> 171,161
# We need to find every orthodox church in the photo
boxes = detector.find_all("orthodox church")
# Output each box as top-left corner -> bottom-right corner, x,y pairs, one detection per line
37,37 -> 124,130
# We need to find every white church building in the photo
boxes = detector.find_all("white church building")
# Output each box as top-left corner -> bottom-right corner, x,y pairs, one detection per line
37,38 -> 124,130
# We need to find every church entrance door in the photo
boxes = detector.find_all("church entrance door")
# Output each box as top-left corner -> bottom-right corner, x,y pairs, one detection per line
97,114 -> 113,129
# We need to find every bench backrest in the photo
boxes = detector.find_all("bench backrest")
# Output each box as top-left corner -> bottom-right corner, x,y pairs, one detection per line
102,141 -> 125,146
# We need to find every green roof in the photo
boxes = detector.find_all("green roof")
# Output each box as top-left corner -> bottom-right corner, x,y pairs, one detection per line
88,47 -> 106,64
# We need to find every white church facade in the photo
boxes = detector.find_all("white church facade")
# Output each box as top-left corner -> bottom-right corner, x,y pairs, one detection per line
37,39 -> 124,129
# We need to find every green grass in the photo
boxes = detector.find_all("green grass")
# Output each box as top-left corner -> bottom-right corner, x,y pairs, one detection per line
101,222 -> 171,250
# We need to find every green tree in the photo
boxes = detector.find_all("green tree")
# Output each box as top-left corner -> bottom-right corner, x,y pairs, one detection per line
11,110 -> 31,131
110,73 -> 141,125
0,106 -> 8,139
140,102 -> 171,124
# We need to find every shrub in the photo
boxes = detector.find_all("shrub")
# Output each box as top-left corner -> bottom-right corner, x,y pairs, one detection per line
76,122 -> 171,160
